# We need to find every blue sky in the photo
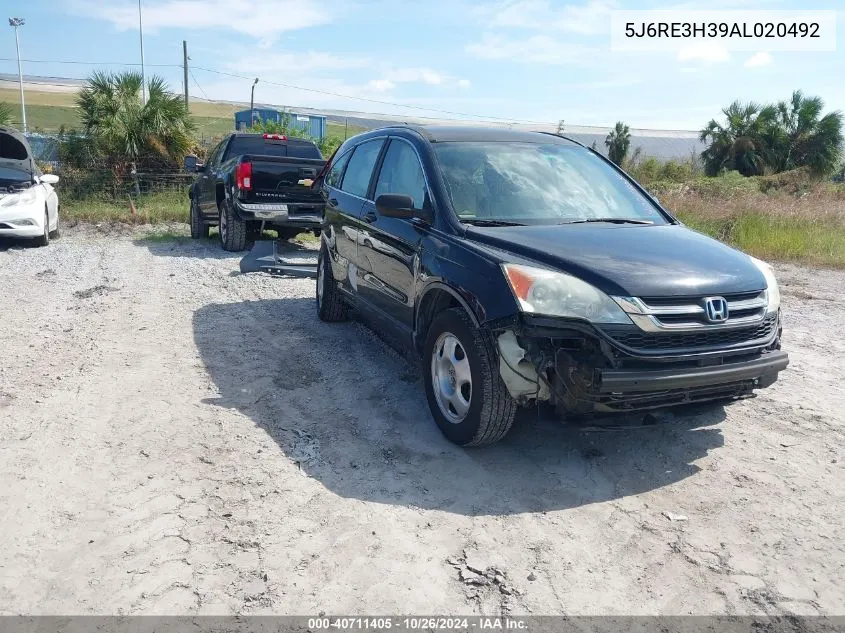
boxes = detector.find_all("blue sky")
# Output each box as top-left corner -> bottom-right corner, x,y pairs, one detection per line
1,0 -> 842,130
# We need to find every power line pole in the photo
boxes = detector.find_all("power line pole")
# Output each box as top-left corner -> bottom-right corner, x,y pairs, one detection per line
138,0 -> 146,105
8,17 -> 26,134
183,40 -> 189,107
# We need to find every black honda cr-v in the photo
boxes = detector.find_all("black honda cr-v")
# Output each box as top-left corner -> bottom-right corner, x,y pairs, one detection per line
314,126 -> 788,446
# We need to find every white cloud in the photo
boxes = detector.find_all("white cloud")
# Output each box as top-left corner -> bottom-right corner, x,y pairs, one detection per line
368,79 -> 395,93
481,0 -> 615,35
384,68 -> 444,85
465,33 -> 597,65
677,42 -> 730,63
744,52 -> 773,68
74,0 -> 332,39
366,67 -> 469,91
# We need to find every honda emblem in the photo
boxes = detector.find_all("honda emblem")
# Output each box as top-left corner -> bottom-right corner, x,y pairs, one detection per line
704,296 -> 729,323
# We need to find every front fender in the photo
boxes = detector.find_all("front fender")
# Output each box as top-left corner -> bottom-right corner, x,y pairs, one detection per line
417,235 -> 520,328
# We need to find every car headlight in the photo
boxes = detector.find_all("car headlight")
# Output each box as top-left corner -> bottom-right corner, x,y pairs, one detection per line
0,189 -> 38,207
749,256 -> 781,313
502,263 -> 632,324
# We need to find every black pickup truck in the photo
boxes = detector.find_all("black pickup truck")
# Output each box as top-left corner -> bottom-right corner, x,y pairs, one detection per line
186,133 -> 326,251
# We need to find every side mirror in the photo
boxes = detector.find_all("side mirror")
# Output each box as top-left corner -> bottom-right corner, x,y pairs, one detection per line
376,194 -> 430,222
184,155 -> 203,173
40,174 -> 59,185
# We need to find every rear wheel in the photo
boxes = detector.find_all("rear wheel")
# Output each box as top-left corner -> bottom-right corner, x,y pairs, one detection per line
34,210 -> 50,247
423,307 -> 517,446
190,196 -> 209,239
316,245 -> 348,322
218,198 -> 247,251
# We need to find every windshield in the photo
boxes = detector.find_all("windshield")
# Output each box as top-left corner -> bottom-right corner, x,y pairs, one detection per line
0,166 -> 31,189
433,141 -> 667,225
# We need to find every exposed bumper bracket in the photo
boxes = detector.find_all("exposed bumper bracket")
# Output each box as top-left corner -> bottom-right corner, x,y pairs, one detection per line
598,351 -> 789,393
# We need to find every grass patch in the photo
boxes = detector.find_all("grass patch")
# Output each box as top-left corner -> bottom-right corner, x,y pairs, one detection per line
135,230 -> 188,243
677,211 -> 845,268
62,190 -> 188,224
669,187 -> 845,268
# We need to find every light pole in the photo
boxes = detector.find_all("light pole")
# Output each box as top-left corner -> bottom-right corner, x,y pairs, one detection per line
250,78 -> 259,122
138,0 -> 146,105
8,17 -> 26,134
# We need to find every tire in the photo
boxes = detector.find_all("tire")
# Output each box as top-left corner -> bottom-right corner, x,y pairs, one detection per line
316,245 -> 348,322
218,198 -> 247,251
422,307 -> 517,446
49,208 -> 60,239
190,196 -> 209,239
34,210 -> 49,247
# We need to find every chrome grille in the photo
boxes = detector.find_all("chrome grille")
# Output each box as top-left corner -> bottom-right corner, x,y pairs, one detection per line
613,291 -> 768,332
602,313 -> 778,352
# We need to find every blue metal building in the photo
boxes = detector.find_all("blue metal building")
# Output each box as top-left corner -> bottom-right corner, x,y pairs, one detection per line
234,108 -> 327,139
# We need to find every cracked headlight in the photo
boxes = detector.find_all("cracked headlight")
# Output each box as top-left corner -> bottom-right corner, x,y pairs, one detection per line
749,256 -> 781,313
502,263 -> 632,324
0,189 -> 38,207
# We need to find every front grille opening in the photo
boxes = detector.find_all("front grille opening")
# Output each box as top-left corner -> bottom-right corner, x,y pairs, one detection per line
602,313 -> 778,353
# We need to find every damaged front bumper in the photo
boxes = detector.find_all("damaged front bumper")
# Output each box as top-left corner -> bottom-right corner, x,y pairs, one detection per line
495,313 -> 789,415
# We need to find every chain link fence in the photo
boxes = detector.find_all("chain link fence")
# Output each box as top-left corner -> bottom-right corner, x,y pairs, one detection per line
53,168 -> 194,201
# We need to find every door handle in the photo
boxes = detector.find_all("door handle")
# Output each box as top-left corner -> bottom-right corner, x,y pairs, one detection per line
363,211 -> 377,223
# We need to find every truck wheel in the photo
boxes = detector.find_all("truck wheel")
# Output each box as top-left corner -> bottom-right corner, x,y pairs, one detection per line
423,307 -> 517,446
218,198 -> 247,251
316,245 -> 348,322
190,196 -> 209,239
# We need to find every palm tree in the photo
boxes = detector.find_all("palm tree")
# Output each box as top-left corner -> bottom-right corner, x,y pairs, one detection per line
605,121 -> 631,166
0,102 -> 14,126
765,91 -> 843,176
76,71 -> 195,167
699,101 -> 776,176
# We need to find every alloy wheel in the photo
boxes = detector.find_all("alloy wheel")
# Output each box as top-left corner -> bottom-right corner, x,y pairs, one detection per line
430,331 -> 473,423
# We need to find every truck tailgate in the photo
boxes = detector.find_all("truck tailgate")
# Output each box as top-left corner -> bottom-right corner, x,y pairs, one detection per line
243,156 -> 326,205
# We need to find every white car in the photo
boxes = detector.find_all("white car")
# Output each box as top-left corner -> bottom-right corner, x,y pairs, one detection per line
0,126 -> 60,247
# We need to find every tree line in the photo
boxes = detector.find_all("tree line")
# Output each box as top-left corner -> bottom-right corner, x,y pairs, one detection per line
603,91 -> 843,179
4,71 -> 843,182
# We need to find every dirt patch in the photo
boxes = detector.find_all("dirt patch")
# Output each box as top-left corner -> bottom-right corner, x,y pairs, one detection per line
73,284 -> 120,299
0,227 -> 843,616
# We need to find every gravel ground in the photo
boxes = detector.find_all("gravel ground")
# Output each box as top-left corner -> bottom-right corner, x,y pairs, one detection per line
0,227 -> 843,616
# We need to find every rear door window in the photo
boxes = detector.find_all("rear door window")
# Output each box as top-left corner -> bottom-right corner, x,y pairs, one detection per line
326,150 -> 353,188
341,139 -> 385,199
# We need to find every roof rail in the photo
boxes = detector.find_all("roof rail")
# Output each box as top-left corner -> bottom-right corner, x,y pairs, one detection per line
537,130 -> 589,149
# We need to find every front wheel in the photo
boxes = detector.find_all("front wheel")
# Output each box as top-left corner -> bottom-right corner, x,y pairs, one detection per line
34,210 -> 50,247
49,207 -> 60,239
422,307 -> 517,446
218,198 -> 247,251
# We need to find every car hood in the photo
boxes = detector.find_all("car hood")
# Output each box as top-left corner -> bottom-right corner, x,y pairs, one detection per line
463,223 -> 766,297
0,127 -> 35,177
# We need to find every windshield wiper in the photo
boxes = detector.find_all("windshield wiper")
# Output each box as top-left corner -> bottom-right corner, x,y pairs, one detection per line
461,219 -> 526,227
563,217 -> 654,225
